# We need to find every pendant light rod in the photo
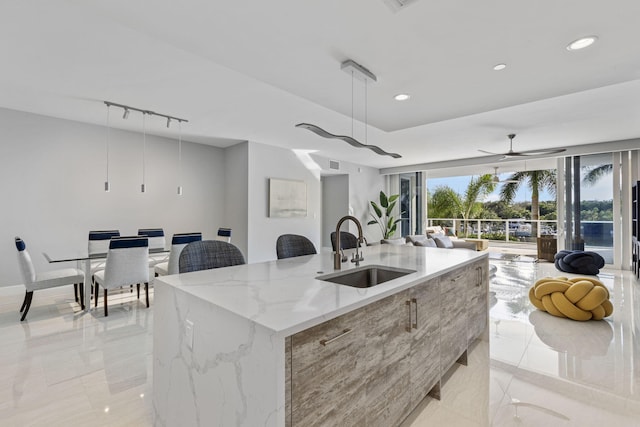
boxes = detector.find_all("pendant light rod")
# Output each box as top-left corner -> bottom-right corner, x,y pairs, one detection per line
104,101 -> 188,124
177,120 -> 183,196
141,112 -> 146,193
104,105 -> 111,192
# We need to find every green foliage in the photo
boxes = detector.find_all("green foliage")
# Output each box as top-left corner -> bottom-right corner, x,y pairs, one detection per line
427,186 -> 461,219
499,169 -> 557,237
582,164 -> 613,186
581,200 -> 613,221
368,191 -> 402,239
427,175 -> 496,237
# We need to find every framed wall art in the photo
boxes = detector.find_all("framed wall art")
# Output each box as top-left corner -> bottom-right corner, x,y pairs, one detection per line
269,178 -> 307,218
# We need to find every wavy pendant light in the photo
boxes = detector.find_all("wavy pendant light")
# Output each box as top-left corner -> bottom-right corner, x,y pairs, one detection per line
295,59 -> 401,159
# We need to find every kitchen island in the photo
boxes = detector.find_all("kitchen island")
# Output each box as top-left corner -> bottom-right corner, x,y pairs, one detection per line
153,244 -> 489,426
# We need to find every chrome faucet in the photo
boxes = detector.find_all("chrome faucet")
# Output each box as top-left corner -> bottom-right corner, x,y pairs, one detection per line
334,215 -> 365,270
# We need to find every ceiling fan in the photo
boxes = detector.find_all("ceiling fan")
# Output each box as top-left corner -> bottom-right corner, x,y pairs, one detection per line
492,167 -> 518,184
479,133 -> 566,159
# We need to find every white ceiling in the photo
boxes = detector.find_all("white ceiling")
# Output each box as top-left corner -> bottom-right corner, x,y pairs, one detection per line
1,0 -> 639,170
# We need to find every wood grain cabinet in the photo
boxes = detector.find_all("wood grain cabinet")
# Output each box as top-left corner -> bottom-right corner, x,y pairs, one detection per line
467,259 -> 489,344
439,267 -> 469,374
286,258 -> 488,427
364,290 -> 413,427
408,279 -> 441,407
289,305 -> 369,427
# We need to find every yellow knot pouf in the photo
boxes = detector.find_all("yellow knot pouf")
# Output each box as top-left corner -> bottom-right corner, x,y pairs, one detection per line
528,276 -> 613,321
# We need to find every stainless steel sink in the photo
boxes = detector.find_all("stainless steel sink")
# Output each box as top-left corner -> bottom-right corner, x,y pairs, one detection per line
316,265 -> 415,288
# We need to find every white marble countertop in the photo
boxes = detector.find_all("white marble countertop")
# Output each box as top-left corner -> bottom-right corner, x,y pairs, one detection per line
155,245 -> 487,337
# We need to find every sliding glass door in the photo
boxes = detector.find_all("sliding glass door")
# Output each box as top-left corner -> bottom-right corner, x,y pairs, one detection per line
563,153 -> 614,264
399,172 -> 424,237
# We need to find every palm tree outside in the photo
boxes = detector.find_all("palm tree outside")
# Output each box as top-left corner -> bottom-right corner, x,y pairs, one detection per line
500,169 -> 557,238
582,164 -> 612,186
428,174 -> 496,237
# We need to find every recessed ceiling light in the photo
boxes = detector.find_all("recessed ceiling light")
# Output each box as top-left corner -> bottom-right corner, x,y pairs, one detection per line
493,63 -> 507,71
394,93 -> 410,101
566,36 -> 598,51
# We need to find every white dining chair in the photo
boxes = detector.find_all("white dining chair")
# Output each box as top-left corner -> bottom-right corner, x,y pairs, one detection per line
216,227 -> 232,243
93,236 -> 150,317
15,237 -> 84,321
154,232 -> 202,277
138,228 -> 167,267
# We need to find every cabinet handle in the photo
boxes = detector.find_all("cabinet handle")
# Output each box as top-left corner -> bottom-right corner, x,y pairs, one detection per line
319,328 -> 352,346
476,266 -> 481,287
411,298 -> 418,329
405,300 -> 412,332
451,274 -> 464,283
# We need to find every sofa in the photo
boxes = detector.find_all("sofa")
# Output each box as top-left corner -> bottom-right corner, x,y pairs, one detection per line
405,226 -> 477,251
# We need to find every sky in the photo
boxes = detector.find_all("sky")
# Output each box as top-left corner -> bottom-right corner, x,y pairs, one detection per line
427,172 -> 613,203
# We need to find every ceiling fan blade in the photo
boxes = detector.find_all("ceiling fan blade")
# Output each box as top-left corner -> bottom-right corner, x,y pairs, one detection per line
492,133 -> 566,159
478,149 -> 501,155
500,152 -> 528,159
515,147 -> 567,156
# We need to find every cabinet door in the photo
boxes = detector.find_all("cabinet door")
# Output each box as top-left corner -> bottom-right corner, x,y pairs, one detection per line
409,279 -> 441,408
290,306 -> 368,427
364,290 -> 412,427
439,266 -> 469,375
467,259 -> 489,344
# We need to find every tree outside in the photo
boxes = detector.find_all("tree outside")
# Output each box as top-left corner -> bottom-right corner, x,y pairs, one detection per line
428,174 -> 496,237
499,169 -> 557,238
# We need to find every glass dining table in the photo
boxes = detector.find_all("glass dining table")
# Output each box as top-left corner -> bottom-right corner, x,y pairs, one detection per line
43,248 -> 169,312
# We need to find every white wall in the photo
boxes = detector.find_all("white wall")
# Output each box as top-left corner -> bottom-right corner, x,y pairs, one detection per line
224,142 -> 249,259
321,175 -> 349,248
312,156 -> 385,243
246,142 -> 322,263
0,108 -> 226,286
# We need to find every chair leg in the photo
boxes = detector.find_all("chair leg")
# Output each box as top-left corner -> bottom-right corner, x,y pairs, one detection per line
74,283 -> 79,302
20,291 -> 29,313
145,283 -> 149,308
94,283 -> 99,308
104,289 -> 108,317
137,283 -> 140,299
20,291 -> 34,321
79,283 -> 85,310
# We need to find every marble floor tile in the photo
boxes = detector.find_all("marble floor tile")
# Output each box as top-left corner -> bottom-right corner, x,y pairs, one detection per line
0,257 -> 638,427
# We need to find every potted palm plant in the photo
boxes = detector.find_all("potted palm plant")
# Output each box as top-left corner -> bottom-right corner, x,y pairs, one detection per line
368,191 -> 402,240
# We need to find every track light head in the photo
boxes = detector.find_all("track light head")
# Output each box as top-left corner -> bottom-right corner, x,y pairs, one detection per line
123,108 -> 130,119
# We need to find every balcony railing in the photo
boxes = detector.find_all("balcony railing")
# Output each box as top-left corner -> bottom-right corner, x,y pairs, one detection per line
426,218 -> 614,246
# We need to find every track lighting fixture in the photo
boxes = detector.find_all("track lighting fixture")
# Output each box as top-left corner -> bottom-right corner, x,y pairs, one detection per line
102,101 -> 189,193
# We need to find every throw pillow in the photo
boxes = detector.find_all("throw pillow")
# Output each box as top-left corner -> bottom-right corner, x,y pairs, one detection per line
433,235 -> 454,249
406,235 -> 427,245
382,238 -> 406,246
415,238 -> 437,248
